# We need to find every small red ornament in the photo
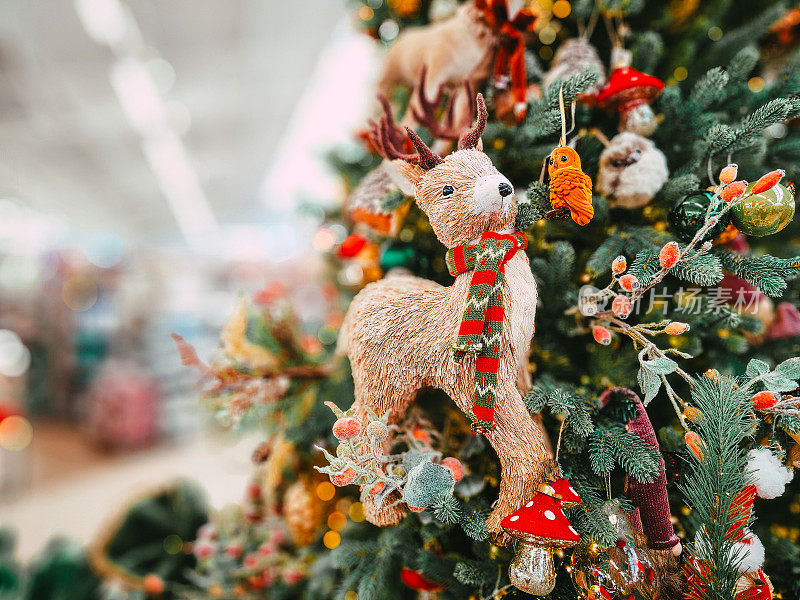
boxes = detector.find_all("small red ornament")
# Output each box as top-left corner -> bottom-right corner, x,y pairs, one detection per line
664,322 -> 689,335
659,241 -> 680,269
750,391 -> 780,409
143,573 -> 165,595
332,417 -> 361,440
400,567 -> 447,591
441,457 -> 464,482
593,326 -> 612,345
722,180 -> 748,202
330,468 -> 357,487
751,169 -> 785,195
719,164 -> 738,185
368,481 -> 386,495
684,431 -> 705,461
337,234 -> 368,258
612,294 -> 632,318
619,274 -> 640,291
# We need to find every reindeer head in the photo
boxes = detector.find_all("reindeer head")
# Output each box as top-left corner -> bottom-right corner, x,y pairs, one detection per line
370,93 -> 517,248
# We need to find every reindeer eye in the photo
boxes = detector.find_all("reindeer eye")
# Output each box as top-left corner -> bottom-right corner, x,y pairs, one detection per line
560,155 -> 568,162
442,185 -> 454,197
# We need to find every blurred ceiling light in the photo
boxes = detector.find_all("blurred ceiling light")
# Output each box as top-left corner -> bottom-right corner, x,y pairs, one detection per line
141,133 -> 219,247
76,0 -> 218,249
74,0 -> 131,47
110,59 -> 168,134
147,57 -> 177,94
0,330 -> 31,378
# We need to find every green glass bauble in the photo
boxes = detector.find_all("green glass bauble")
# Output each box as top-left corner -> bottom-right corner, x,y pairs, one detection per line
668,190 -> 731,242
380,243 -> 416,271
731,182 -> 795,237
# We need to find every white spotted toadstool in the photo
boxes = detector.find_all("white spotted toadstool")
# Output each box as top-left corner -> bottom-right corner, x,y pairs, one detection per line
548,477 -> 582,509
501,491 -> 581,595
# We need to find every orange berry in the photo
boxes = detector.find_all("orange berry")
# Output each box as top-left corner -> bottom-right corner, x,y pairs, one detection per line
332,417 -> 361,440
684,431 -> 705,460
611,294 -> 632,318
704,368 -> 720,381
330,468 -> 357,487
684,407 -> 703,422
659,241 -> 680,269
592,326 -> 612,345
408,505 -> 425,512
721,180 -> 747,202
752,169 -> 785,194
143,574 -> 165,595
719,163 -> 738,184
619,274 -> 640,291
612,255 -> 627,275
750,391 -> 780,409
441,457 -> 464,482
368,481 -> 386,495
665,322 -> 689,335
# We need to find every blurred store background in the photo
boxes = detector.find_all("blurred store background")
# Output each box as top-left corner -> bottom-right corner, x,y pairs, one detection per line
0,0 -> 376,558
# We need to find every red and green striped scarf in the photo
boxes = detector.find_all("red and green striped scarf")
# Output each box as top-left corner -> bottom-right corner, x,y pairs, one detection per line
446,230 -> 528,435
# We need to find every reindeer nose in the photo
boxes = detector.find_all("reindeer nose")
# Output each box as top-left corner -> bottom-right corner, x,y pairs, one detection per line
498,182 -> 513,197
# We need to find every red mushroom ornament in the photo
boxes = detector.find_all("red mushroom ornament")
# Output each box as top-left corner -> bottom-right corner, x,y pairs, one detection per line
596,67 -> 664,136
501,491 -> 580,595
547,477 -> 582,509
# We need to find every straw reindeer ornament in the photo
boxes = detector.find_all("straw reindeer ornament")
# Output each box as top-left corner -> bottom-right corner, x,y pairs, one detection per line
338,93 -> 554,538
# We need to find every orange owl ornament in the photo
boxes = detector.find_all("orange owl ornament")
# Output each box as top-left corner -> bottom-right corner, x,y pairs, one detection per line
545,89 -> 594,226
547,146 -> 594,225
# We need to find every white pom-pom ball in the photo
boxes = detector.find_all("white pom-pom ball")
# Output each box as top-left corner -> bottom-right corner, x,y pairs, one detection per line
747,447 -> 794,499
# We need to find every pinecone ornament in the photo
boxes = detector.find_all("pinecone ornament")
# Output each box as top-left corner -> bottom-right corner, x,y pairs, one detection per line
283,478 -> 325,547
543,38 -> 606,98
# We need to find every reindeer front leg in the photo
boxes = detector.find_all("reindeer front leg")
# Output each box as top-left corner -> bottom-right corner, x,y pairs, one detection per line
485,380 -> 554,544
444,368 -> 553,544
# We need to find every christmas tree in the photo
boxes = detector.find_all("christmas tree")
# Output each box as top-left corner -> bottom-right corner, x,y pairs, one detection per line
17,1 -> 800,599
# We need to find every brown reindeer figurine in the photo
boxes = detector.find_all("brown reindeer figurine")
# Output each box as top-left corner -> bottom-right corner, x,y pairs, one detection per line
339,93 -> 552,538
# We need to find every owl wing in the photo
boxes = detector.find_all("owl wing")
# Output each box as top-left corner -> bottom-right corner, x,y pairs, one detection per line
550,168 -> 594,226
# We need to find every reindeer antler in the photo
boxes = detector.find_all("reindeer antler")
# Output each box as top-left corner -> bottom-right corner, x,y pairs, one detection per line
458,93 -> 488,150
368,93 -> 444,170
410,66 -> 476,142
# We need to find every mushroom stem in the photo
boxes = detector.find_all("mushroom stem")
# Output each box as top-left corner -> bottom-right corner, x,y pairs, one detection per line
509,541 -> 556,596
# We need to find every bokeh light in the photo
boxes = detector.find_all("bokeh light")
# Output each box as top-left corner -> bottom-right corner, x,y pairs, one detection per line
539,46 -> 554,61
673,66 -> 688,81
316,481 -> 335,501
748,77 -> 765,92
323,530 -> 340,549
538,25 -> 557,45
62,275 -> 98,311
378,19 -> 399,42
708,26 -> 722,41
313,227 -> 337,251
327,511 -> 347,531
0,415 -> 33,451
348,502 -> 365,522
0,329 -> 31,377
163,534 -> 183,554
552,0 -> 571,18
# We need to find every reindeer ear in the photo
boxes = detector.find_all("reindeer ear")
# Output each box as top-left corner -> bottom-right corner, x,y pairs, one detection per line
386,159 -> 425,196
